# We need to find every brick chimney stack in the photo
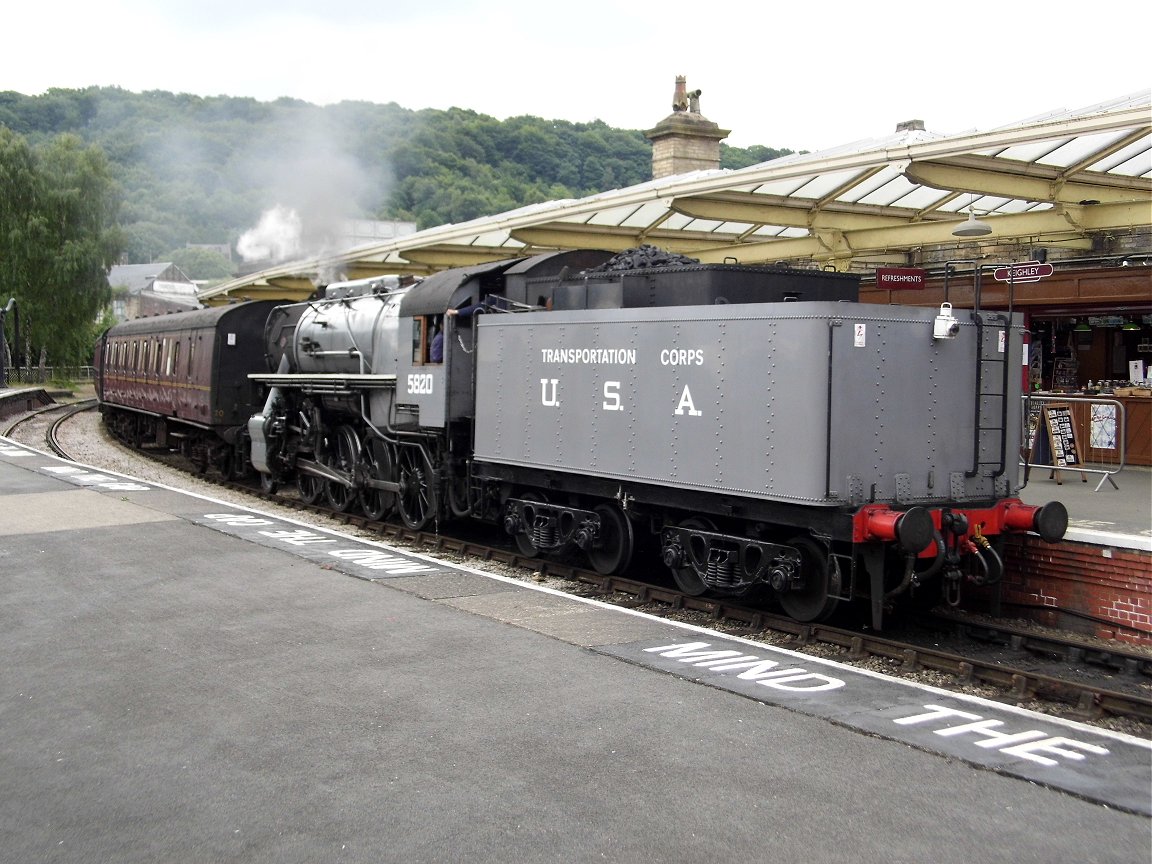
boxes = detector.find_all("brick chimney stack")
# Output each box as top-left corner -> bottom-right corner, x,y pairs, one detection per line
645,76 -> 730,179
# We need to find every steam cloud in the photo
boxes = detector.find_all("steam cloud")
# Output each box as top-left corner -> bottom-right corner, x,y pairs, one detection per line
237,205 -> 303,262
232,107 -> 389,269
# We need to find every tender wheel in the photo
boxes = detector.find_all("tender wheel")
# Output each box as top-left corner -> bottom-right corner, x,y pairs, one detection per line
358,437 -> 395,521
512,492 -> 548,558
259,472 -> 280,495
778,536 -> 841,623
396,445 -> 437,530
586,502 -> 634,576
669,516 -> 715,596
296,471 -> 322,505
325,425 -> 360,513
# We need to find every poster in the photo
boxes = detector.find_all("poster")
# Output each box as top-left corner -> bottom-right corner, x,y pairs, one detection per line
1090,403 -> 1117,450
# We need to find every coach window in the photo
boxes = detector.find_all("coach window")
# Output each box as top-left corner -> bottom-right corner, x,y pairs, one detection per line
169,340 -> 179,377
188,338 -> 195,377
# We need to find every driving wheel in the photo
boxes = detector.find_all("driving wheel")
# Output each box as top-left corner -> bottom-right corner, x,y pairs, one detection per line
296,471 -> 322,505
324,425 -> 360,513
358,437 -> 395,521
396,445 -> 436,530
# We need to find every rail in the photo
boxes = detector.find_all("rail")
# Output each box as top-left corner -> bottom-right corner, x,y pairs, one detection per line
1020,394 -> 1126,492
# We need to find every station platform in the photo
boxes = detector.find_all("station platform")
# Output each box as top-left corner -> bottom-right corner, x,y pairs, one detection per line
0,435 -> 1148,862
1019,462 -> 1151,549
0,385 -> 53,420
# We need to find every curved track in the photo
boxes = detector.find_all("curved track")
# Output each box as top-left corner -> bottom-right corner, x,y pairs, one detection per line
29,403 -> 1152,731
3,398 -> 98,454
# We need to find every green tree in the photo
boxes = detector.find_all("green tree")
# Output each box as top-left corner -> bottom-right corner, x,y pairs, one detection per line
0,128 -> 123,367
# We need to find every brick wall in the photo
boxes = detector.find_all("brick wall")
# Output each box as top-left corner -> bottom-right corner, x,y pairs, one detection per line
650,137 -> 723,179
977,536 -> 1152,645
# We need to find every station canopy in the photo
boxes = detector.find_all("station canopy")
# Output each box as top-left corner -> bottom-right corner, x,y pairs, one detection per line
200,91 -> 1151,305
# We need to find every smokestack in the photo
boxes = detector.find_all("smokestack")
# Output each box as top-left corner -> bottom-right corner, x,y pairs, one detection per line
645,76 -> 730,180
672,75 -> 688,112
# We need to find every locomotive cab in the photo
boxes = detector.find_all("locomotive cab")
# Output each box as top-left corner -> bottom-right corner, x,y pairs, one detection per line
395,250 -> 615,431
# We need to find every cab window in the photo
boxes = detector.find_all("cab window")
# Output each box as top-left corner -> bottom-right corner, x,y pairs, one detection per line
411,318 -> 426,364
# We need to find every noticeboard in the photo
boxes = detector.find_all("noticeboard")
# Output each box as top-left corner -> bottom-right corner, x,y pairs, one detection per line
1042,403 -> 1082,468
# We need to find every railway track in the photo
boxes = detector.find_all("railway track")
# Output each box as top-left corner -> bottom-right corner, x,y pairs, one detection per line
3,398 -> 98,454
17,401 -> 1152,731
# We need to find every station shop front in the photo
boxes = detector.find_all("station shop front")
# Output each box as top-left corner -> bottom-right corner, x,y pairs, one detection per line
862,262 -> 1152,465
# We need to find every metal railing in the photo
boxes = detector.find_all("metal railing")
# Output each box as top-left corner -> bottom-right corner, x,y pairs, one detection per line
2,366 -> 96,385
1020,394 -> 1126,492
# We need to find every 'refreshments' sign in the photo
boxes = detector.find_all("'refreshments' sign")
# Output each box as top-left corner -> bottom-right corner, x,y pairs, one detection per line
875,267 -> 926,289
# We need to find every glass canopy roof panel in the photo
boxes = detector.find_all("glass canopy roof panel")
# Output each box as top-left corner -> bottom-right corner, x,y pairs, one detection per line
742,224 -> 808,239
971,195 -> 1019,216
1034,131 -> 1140,169
616,201 -> 672,228
577,202 -> 647,228
855,174 -> 922,207
994,139 -> 1072,165
660,211 -> 699,230
711,221 -> 761,235
891,184 -> 956,211
1037,137 -> 1125,169
743,225 -> 779,238
787,168 -> 876,200
1100,142 -> 1152,177
748,176 -> 820,198
993,198 -> 1045,215
678,216 -> 728,233
470,229 -> 518,247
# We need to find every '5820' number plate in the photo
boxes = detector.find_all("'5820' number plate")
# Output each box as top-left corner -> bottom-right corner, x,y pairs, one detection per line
407,373 -> 434,395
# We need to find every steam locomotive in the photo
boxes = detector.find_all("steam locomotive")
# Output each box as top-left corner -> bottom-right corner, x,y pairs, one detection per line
95,247 -> 1068,628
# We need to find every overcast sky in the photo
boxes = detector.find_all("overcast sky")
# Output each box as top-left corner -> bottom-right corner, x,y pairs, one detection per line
4,1 -> 1148,151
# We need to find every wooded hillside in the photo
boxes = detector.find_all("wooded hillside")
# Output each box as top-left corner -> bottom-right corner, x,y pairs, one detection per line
0,87 -> 792,269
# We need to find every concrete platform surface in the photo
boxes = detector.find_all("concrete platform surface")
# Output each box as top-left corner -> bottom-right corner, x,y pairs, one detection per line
1019,463 -> 1151,550
0,436 -> 1149,864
